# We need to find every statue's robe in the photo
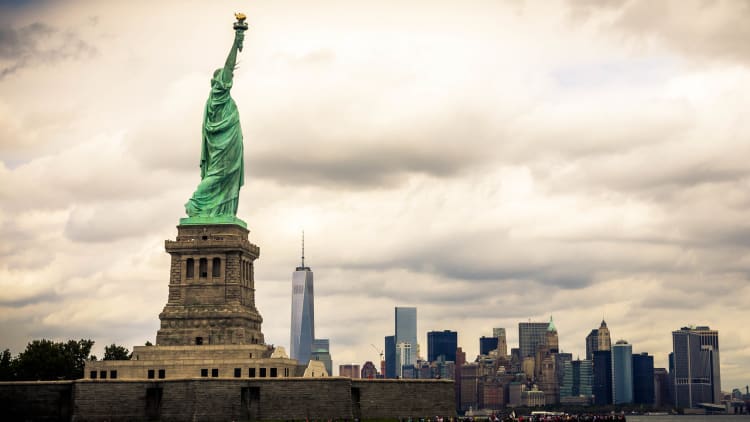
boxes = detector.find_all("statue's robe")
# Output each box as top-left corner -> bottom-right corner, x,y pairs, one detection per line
185,68 -> 244,217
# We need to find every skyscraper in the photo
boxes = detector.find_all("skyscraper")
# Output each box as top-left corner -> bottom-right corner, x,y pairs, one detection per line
395,307 -> 417,367
560,359 -> 593,400
672,325 -> 721,407
493,328 -> 508,357
545,316 -> 559,353
427,330 -> 457,362
455,347 -> 466,409
597,320 -> 612,352
586,329 -> 599,361
384,335 -> 396,379
632,352 -> 655,405
555,353 -> 573,393
479,336 -> 499,356
592,350 -> 612,405
310,338 -> 332,376
518,320 -> 549,358
290,236 -> 315,363
654,367 -> 673,407
612,340 -> 633,404
396,342 -> 413,377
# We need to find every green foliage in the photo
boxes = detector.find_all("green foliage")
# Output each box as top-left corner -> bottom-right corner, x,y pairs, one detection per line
0,348 -> 15,380
145,340 -> 153,346
103,343 -> 131,360
13,338 -> 94,381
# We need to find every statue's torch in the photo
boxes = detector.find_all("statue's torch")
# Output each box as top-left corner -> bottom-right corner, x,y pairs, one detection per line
233,13 -> 249,52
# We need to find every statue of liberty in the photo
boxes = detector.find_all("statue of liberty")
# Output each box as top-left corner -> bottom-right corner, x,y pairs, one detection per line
184,14 -> 249,226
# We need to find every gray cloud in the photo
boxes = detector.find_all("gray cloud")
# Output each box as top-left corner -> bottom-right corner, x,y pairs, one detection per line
63,198 -> 182,243
242,99 -> 501,188
250,138 -> 488,189
0,291 -> 58,307
0,21 -> 97,78
567,0 -> 750,64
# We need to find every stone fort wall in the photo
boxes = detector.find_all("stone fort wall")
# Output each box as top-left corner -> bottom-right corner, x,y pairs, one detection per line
0,377 -> 454,421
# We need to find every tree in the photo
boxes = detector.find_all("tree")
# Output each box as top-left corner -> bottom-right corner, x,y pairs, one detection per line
0,348 -> 15,380
14,338 -> 94,380
62,339 -> 94,378
103,344 -> 131,360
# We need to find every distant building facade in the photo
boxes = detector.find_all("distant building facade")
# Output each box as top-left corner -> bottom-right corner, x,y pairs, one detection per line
455,347 -> 466,409
612,340 -> 633,405
560,359 -> 593,403
385,335 -> 396,379
632,352 -> 654,405
535,317 -> 560,404
361,361 -> 378,379
396,342 -> 413,377
339,364 -> 361,378
672,325 -> 721,407
480,336 -> 499,356
427,330 -> 457,362
290,255 -> 315,364
310,338 -> 332,376
555,353 -> 573,393
592,350 -> 612,405
395,307 -> 418,367
586,329 -> 599,361
493,328 -> 508,357
654,367 -> 673,407
597,321 -> 612,353
519,321 -> 549,358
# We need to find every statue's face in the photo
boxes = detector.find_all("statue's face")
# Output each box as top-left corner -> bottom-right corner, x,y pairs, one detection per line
213,68 -> 222,80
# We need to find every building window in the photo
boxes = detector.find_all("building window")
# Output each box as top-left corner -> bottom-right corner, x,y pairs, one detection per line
213,258 -> 221,277
90,371 -> 97,379
110,370 -> 117,379
158,369 -> 165,379
260,368 -> 266,378
234,368 -> 241,378
199,258 -> 208,278
195,336 -> 203,345
100,370 -> 107,379
249,368 -> 256,378
201,368 -> 208,377
270,368 -> 278,378
147,369 -> 155,379
186,258 -> 194,278
211,368 -> 219,378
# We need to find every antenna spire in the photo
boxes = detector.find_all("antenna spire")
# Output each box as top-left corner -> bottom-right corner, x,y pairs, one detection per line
301,230 -> 305,268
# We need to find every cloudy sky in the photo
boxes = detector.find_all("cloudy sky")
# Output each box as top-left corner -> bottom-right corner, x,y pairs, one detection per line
1,0 -> 749,387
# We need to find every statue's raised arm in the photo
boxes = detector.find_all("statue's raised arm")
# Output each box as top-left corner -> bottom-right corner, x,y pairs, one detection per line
183,13 -> 249,227
220,14 -> 247,82
221,13 -> 248,84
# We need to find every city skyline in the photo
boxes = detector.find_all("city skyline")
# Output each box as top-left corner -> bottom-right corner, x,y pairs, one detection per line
1,0 -> 749,389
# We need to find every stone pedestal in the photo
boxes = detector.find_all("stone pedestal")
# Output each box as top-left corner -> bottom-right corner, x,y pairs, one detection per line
156,224 -> 265,346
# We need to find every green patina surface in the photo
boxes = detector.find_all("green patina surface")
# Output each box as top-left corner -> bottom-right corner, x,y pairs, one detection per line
179,216 -> 247,228
184,25 -> 248,222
